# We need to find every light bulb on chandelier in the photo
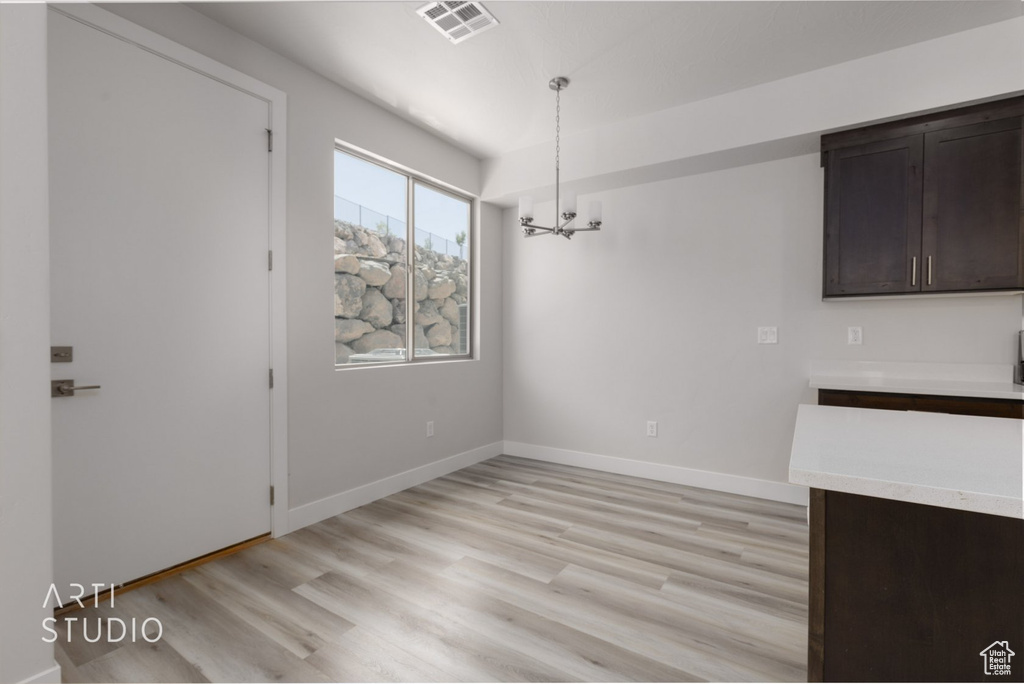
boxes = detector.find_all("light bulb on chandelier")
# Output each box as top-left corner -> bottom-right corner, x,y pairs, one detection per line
518,77 -> 603,240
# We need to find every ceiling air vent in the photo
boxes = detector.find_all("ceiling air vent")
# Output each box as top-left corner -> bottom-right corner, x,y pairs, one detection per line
417,1 -> 499,44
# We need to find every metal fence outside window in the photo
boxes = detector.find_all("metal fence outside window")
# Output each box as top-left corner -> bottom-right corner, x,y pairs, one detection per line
334,195 -> 463,258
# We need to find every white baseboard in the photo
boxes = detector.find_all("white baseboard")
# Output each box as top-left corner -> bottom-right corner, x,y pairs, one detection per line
502,441 -> 809,506
16,663 -> 61,684
287,441 -> 504,532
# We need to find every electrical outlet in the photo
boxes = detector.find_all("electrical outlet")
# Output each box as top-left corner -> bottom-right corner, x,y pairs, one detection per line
848,326 -> 863,345
646,421 -> 658,437
757,327 -> 778,344
426,420 -> 434,437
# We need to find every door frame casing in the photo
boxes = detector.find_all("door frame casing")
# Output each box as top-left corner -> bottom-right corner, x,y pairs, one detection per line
50,4 -> 290,537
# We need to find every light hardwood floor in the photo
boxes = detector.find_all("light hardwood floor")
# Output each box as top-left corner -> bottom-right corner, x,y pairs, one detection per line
56,455 -> 809,682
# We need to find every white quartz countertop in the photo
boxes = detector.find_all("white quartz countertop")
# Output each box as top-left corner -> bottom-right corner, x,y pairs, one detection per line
790,404 -> 1023,519
809,361 -> 1024,400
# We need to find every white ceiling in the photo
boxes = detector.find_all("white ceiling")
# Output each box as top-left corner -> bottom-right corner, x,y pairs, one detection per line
189,1 -> 1023,160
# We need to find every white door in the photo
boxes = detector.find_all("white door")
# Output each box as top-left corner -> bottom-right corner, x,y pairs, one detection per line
49,12 -> 272,598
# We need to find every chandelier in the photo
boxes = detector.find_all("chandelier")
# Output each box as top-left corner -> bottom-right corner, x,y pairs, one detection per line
518,77 -> 602,240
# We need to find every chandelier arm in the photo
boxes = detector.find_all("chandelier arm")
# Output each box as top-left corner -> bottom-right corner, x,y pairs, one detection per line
522,222 -> 556,233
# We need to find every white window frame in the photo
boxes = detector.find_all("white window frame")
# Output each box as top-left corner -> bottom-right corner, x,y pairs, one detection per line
334,142 -> 474,367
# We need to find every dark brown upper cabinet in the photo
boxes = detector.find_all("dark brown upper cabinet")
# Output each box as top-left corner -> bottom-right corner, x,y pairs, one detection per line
822,96 -> 1024,298
824,136 -> 923,296
923,118 -> 1023,291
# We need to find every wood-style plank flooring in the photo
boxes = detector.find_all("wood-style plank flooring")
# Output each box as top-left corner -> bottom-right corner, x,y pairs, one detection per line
56,455 -> 809,682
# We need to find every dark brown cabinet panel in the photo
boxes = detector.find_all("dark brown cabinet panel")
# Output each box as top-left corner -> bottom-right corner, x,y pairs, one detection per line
818,388 -> 1024,418
824,137 -> 922,296
809,489 -> 1024,682
923,117 -> 1023,292
822,96 -> 1024,298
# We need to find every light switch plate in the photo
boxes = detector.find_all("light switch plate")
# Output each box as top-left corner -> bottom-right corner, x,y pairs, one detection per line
757,327 -> 778,344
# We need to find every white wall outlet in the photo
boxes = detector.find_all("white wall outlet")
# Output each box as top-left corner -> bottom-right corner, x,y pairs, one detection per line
426,420 -> 434,437
848,326 -> 863,345
757,326 -> 778,344
646,420 -> 658,437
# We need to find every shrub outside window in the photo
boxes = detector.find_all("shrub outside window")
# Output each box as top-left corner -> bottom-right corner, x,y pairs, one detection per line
334,146 -> 472,366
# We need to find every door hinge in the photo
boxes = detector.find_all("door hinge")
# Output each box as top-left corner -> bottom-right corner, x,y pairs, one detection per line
266,128 -> 273,152
269,368 -> 274,389
268,250 -> 273,271
820,150 -> 828,168
270,485 -> 275,506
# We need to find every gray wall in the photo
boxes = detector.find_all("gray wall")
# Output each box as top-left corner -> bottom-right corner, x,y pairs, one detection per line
503,154 -> 1024,487
499,15 -> 1024,497
0,4 -> 57,683
101,3 -> 504,514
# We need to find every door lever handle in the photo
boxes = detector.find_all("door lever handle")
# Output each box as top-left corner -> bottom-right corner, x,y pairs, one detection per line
51,380 -> 101,397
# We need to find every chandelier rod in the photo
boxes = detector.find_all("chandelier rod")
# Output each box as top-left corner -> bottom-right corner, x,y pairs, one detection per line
554,78 -> 560,231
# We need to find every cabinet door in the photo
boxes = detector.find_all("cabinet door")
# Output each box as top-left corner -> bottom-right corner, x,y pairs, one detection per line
824,136 -> 923,296
922,117 -> 1023,292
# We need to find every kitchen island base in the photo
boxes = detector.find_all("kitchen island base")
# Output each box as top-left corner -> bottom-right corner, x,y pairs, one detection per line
809,488 -> 1023,682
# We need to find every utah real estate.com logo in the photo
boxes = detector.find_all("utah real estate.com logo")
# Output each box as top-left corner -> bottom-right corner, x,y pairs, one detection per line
980,641 -> 1015,677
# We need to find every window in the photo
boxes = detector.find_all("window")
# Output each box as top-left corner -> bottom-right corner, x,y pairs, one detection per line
334,146 -> 472,366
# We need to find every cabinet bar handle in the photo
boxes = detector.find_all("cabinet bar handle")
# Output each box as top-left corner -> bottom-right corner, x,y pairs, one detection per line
911,257 -> 917,286
927,256 -> 932,286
